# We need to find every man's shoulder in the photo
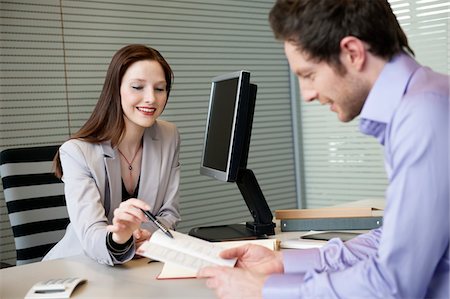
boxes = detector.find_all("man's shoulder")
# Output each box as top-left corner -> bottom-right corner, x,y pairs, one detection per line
396,66 -> 448,114
390,70 -> 448,140
410,65 -> 448,92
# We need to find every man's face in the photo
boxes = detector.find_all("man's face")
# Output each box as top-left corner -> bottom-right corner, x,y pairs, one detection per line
284,41 -> 369,122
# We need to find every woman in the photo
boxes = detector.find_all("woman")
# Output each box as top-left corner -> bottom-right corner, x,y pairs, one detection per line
44,44 -> 181,265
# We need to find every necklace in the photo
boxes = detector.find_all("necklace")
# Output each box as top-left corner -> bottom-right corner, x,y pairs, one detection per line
117,145 -> 142,172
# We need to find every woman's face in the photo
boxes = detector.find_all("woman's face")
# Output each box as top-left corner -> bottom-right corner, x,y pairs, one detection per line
120,59 -> 168,132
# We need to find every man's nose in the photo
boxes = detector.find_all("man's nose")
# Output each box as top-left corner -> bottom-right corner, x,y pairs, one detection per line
299,79 -> 318,102
300,86 -> 318,102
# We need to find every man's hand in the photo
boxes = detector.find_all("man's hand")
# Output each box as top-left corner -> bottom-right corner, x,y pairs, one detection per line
198,266 -> 267,299
220,244 -> 284,274
133,228 -> 152,258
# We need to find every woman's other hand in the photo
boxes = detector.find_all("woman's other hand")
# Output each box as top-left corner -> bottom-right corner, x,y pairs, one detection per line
106,198 -> 150,244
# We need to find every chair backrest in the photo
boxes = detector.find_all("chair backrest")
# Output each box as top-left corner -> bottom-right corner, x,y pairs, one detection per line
0,145 -> 69,265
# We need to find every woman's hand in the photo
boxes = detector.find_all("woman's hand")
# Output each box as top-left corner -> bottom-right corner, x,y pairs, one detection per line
106,198 -> 150,244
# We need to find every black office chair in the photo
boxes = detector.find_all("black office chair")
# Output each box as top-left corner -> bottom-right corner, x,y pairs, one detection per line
0,145 -> 69,265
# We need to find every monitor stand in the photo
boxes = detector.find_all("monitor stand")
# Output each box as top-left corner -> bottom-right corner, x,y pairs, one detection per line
188,169 -> 276,242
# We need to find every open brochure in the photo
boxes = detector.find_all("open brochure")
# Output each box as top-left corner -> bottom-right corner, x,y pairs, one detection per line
137,230 -> 278,279
137,230 -> 236,275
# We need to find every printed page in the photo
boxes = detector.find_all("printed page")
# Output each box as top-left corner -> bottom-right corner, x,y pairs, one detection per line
156,238 -> 278,279
136,230 -> 237,275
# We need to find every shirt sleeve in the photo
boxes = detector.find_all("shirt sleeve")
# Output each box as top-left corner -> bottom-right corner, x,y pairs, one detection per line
282,248 -> 321,273
263,274 -> 305,299
263,249 -> 316,299
263,230 -> 380,298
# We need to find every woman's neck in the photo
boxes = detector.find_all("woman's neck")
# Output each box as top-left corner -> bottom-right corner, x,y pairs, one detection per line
118,128 -> 144,156
117,127 -> 144,195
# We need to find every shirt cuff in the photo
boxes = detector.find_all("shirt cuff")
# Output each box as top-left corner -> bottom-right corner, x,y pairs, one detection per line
283,248 -> 321,273
106,232 -> 133,254
263,273 -> 305,299
106,232 -> 135,264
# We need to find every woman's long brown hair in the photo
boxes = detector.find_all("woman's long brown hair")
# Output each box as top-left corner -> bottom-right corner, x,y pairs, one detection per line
53,44 -> 173,178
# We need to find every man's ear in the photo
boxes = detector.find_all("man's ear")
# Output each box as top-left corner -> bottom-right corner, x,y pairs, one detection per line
340,36 -> 366,71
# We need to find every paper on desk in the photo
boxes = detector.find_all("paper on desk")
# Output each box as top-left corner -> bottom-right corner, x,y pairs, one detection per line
155,238 -> 278,279
280,238 -> 326,249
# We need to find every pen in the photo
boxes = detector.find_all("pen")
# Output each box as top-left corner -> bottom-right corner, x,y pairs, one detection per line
140,209 -> 174,238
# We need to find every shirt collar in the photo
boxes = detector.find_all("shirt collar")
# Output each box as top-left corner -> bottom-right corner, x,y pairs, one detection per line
360,53 -> 420,124
359,53 -> 421,141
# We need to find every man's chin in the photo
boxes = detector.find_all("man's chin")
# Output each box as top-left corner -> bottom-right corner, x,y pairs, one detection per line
336,112 -> 355,123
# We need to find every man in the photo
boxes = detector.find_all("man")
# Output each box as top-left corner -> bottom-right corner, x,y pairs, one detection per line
198,0 -> 449,298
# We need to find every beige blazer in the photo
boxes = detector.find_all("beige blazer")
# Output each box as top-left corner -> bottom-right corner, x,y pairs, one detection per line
43,120 -> 181,265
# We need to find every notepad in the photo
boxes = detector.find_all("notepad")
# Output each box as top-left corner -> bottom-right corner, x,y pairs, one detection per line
136,230 -> 278,279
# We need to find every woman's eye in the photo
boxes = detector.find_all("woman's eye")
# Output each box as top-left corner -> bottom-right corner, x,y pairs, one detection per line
132,86 -> 143,90
155,87 -> 166,92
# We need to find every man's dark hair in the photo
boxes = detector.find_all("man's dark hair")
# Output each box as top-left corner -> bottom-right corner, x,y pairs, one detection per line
269,0 -> 414,69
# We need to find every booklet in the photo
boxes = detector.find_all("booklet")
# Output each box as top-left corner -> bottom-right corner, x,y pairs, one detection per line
137,230 -> 277,279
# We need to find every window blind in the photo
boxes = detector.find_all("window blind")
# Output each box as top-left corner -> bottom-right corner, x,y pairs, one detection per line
0,0 -> 298,265
298,0 -> 449,208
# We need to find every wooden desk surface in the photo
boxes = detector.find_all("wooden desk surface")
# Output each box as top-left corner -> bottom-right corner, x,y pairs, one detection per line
0,255 -> 215,299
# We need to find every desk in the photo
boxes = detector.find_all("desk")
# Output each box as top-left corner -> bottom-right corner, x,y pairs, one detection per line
0,255 -> 214,299
0,230 -> 319,299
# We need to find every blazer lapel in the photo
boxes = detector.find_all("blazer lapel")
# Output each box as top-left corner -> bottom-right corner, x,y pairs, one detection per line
102,142 -> 121,219
139,127 -> 161,214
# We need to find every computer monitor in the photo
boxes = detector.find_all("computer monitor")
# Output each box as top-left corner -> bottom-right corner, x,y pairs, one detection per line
189,70 -> 276,241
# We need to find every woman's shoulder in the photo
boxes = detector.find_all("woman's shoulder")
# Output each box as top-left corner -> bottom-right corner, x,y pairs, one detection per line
61,138 -> 93,149
60,138 -> 106,156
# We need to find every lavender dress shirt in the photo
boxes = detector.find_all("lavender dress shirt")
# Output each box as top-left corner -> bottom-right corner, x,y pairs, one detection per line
264,53 -> 449,298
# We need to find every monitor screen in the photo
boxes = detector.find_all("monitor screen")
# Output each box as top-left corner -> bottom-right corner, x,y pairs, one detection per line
200,70 -> 250,182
